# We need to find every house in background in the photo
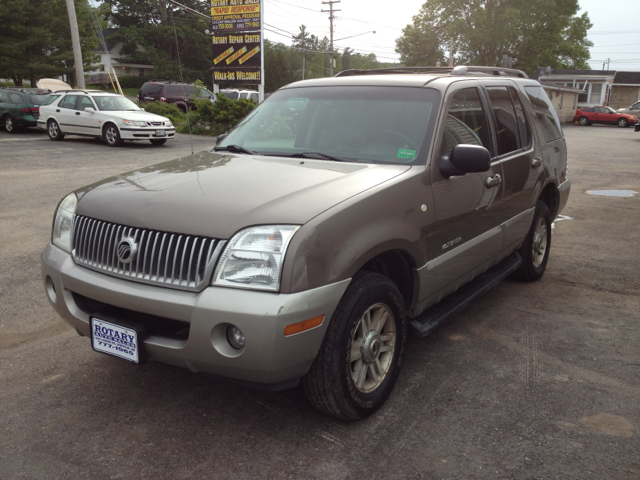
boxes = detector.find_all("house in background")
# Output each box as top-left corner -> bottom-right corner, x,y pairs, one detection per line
532,68 -> 640,110
539,85 -> 581,123
85,29 -> 154,87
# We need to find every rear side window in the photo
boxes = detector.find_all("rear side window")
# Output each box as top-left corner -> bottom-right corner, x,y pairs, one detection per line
59,95 -> 78,109
9,92 -> 24,104
0,92 -> 6,103
525,86 -> 563,142
141,83 -> 162,95
166,85 -> 183,96
249,93 -> 258,102
443,87 -> 492,156
486,87 -> 519,156
509,87 -> 531,149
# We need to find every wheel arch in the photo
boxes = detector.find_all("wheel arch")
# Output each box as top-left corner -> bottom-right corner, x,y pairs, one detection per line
539,181 -> 559,220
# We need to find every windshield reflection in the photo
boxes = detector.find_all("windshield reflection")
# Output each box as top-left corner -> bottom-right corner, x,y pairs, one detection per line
218,86 -> 440,165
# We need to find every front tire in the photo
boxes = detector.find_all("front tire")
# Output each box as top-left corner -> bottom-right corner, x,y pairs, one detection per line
47,120 -> 64,141
617,118 -> 628,128
302,272 -> 407,421
512,201 -> 552,282
578,116 -> 590,126
5,115 -> 18,133
150,138 -> 167,145
103,124 -> 123,147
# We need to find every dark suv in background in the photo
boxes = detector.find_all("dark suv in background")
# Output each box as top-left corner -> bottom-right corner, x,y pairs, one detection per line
137,81 -> 214,112
0,88 -> 56,133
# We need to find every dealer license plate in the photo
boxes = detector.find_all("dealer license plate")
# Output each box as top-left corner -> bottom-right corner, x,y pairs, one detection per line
155,130 -> 166,137
91,317 -> 140,363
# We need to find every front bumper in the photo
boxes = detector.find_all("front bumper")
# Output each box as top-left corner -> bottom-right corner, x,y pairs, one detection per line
119,127 -> 176,140
41,243 -> 349,386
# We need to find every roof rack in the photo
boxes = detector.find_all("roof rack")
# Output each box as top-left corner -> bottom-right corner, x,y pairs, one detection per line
335,65 -> 529,79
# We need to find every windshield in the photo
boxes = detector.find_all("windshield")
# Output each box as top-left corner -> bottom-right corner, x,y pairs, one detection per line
219,86 -> 440,165
221,91 -> 239,100
93,96 -> 141,111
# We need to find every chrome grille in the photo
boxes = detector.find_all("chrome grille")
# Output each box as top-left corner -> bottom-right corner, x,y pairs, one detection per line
148,121 -> 163,126
72,215 -> 224,292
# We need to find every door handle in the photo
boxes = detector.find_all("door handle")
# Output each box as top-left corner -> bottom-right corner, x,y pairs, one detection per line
485,174 -> 502,188
56,109 -> 60,112
75,112 -> 81,115
531,157 -> 542,168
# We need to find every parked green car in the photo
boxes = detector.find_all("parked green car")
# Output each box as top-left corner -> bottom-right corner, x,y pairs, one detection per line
0,88 -> 57,133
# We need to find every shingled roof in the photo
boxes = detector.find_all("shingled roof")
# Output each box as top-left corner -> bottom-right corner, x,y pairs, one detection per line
614,72 -> 640,85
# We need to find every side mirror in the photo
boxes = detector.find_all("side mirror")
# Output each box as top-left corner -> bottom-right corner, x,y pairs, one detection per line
84,107 -> 95,114
438,144 -> 491,178
216,133 -> 228,146
141,107 -> 145,111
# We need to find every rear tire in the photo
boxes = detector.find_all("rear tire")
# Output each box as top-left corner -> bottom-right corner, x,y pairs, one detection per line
578,116 -> 590,126
47,120 -> 64,141
302,272 -> 407,421
150,139 -> 167,145
617,118 -> 628,128
512,201 -> 552,282
5,115 -> 19,133
103,124 -> 123,147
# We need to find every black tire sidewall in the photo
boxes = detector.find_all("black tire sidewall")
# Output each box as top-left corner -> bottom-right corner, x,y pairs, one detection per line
47,120 -> 61,140
104,124 -> 122,146
336,274 -> 407,418
579,116 -> 589,126
618,118 -> 628,128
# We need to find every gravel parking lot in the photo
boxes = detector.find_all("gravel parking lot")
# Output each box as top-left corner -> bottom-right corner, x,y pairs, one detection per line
1,125 -> 639,479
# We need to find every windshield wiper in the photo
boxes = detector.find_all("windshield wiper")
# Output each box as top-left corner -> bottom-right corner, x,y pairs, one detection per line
290,152 -> 347,162
214,144 -> 258,155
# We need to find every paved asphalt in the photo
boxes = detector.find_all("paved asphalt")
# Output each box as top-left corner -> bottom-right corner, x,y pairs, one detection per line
0,125 -> 639,479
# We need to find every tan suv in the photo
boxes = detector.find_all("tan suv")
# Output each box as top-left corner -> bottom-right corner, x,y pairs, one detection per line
41,66 -> 570,420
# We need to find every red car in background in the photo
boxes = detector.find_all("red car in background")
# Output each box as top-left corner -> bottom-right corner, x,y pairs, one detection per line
574,106 -> 638,128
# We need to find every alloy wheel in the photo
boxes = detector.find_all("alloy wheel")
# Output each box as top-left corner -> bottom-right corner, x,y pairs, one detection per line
350,303 -> 396,393
531,217 -> 548,268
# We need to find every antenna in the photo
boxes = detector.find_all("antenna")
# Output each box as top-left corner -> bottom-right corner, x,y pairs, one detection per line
173,21 -> 194,155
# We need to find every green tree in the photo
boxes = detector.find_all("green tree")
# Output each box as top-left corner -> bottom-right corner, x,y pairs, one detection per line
0,0 -> 98,86
104,0 -> 213,86
395,0 -> 592,74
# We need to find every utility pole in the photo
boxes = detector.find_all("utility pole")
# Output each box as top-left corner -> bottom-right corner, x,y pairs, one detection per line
322,1 -> 341,76
66,0 -> 85,89
448,37 -> 454,67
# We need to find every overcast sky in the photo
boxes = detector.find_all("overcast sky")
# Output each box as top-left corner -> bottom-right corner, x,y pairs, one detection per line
263,0 -> 640,71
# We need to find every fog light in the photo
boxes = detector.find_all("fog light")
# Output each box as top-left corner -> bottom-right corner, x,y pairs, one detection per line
226,325 -> 245,350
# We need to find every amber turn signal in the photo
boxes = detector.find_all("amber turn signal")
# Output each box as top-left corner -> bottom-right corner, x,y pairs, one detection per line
284,315 -> 324,336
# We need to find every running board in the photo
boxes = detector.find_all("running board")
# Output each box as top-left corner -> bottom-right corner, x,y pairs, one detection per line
409,252 -> 522,338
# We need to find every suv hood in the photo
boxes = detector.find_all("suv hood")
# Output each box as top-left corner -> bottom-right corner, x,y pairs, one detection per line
75,151 -> 411,239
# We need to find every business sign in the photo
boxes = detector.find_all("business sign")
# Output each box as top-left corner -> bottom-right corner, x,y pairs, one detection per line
211,0 -> 260,32
212,32 -> 261,67
211,0 -> 263,86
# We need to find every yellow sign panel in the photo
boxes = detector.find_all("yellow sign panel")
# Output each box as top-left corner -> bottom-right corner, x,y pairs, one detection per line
238,46 -> 260,65
226,46 -> 248,65
211,4 -> 260,17
214,46 -> 234,65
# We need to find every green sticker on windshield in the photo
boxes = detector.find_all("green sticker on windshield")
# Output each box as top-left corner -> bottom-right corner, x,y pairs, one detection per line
397,149 -> 416,159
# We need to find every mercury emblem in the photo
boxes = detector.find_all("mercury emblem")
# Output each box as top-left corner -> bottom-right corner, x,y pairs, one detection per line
116,237 -> 137,264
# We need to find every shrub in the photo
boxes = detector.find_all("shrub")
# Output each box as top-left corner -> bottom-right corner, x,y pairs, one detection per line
141,101 -> 184,126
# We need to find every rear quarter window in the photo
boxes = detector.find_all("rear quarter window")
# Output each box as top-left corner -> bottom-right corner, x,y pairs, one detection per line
524,86 -> 563,143
166,85 -> 183,96
141,84 -> 162,95
9,92 -> 24,104
27,94 -> 52,105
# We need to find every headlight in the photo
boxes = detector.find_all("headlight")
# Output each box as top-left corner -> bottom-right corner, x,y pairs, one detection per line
52,193 -> 77,253
165,120 -> 173,127
212,225 -> 300,292
123,119 -> 147,126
